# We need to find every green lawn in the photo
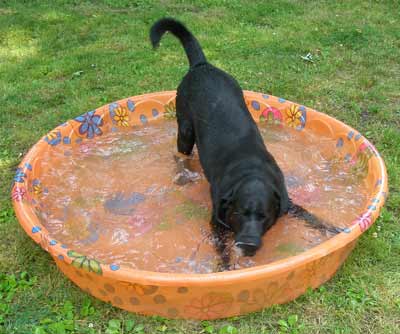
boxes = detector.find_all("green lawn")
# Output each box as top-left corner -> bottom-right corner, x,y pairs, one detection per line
1,1 -> 399,333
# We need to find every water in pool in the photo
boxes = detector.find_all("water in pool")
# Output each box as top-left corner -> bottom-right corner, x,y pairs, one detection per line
36,120 -> 368,273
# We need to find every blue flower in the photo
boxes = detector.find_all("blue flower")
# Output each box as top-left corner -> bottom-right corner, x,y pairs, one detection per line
347,131 -> 354,140
14,168 -> 26,183
127,99 -> 135,111
110,264 -> 120,271
251,101 -> 260,110
140,115 -> 148,124
32,226 -> 41,233
336,138 -> 344,148
75,111 -> 103,139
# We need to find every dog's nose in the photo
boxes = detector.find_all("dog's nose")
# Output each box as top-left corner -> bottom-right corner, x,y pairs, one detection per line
235,241 -> 260,257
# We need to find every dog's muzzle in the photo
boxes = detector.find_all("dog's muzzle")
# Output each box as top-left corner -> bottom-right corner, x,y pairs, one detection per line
235,238 -> 261,257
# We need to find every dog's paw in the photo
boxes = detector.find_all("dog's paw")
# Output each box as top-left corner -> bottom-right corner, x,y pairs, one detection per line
173,168 -> 200,185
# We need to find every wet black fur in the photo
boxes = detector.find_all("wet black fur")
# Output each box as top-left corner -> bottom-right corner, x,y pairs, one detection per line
150,18 -> 340,264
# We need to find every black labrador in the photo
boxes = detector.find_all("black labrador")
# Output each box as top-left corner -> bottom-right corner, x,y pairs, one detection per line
150,18 -> 342,262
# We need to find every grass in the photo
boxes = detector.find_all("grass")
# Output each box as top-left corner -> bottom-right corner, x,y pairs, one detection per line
1,0 -> 399,333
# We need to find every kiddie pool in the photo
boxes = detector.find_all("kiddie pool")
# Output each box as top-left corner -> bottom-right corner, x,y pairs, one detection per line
12,90 -> 387,320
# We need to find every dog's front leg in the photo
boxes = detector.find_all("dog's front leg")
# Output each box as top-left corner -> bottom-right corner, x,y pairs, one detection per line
210,213 -> 231,271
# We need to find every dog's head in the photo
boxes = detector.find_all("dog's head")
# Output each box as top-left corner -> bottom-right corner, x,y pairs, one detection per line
217,178 -> 281,256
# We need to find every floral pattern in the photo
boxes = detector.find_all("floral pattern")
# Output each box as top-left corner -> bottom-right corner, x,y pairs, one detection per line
44,130 -> 62,146
75,111 -> 103,139
104,192 -> 145,216
185,292 -> 233,319
238,289 -> 267,313
164,101 -> 176,119
260,107 -> 283,125
14,168 -> 26,183
119,282 -> 158,295
67,250 -> 103,275
354,211 -> 372,232
285,104 -> 306,129
110,105 -> 130,127
12,187 -> 26,201
346,142 -> 374,179
260,106 -> 282,125
32,179 -> 47,197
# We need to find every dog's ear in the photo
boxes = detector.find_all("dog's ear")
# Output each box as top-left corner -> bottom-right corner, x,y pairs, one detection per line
276,186 -> 289,217
217,189 -> 234,226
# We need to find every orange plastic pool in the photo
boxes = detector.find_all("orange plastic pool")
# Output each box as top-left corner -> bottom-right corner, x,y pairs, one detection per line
12,90 -> 387,319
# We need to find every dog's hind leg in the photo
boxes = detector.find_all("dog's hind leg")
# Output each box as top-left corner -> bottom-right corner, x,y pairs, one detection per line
176,97 -> 195,155
177,119 -> 195,155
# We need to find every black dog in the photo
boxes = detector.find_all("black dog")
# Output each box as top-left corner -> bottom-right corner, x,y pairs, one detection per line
150,18 -> 341,261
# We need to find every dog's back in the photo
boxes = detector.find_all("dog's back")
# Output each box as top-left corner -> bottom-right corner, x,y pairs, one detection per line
178,64 -> 270,179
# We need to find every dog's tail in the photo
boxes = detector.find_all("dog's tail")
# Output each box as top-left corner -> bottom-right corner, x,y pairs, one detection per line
150,18 -> 207,68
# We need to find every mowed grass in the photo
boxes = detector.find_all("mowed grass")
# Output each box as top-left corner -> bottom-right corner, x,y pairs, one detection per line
1,1 -> 399,333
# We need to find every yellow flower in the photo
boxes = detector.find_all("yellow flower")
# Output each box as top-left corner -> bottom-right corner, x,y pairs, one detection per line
33,183 -> 42,196
113,106 -> 129,127
285,105 -> 302,128
46,131 -> 58,141
164,101 -> 176,119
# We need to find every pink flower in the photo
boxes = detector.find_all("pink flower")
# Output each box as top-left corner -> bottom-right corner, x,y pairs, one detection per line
356,212 -> 373,232
127,215 -> 153,237
260,106 -> 283,124
358,142 -> 368,152
12,187 -> 26,201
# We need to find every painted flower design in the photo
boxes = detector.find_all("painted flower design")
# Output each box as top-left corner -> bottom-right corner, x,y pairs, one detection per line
285,104 -> 306,129
355,212 -> 372,232
12,187 -> 26,201
67,250 -> 103,275
112,106 -> 130,127
358,142 -> 375,159
119,282 -> 158,296
14,168 -> 26,183
260,106 -> 283,125
127,215 -> 153,237
75,111 -> 103,139
238,289 -> 267,314
104,192 -> 145,216
164,101 -> 176,119
348,149 -> 370,179
44,130 -> 61,146
185,292 -> 233,319
32,179 -> 43,196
